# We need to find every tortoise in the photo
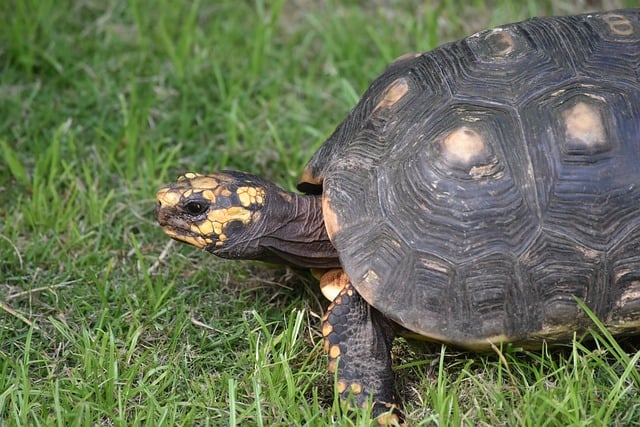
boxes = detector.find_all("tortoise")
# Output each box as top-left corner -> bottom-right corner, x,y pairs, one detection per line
155,9 -> 640,423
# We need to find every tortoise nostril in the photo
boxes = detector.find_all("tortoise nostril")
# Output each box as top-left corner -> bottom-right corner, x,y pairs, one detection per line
154,201 -> 164,220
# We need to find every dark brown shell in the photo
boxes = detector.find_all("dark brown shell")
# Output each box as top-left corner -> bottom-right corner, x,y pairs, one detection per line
300,9 -> 640,347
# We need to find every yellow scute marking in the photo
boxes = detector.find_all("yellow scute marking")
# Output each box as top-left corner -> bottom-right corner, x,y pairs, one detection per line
602,13 -> 635,36
485,30 -> 515,56
562,101 -> 607,149
389,51 -> 420,65
298,167 -> 322,188
441,126 -> 488,166
322,194 -> 340,241
373,78 -> 409,112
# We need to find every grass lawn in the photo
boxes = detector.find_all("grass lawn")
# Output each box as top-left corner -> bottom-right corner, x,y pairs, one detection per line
1,0 -> 639,425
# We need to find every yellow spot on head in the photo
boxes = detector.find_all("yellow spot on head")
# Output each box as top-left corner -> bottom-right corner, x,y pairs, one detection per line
237,191 -> 252,207
207,206 -> 254,226
236,186 -> 265,207
337,380 -> 347,394
212,222 -> 223,235
183,172 -> 201,180
192,176 -> 220,190
193,221 -> 214,236
202,190 -> 216,202
157,188 -> 181,207
327,359 -> 337,374
349,383 -> 362,394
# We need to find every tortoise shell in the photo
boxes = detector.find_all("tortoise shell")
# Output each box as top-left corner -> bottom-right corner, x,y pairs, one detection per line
299,9 -> 640,348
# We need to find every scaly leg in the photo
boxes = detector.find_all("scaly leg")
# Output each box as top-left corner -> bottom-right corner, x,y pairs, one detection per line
322,281 -> 402,424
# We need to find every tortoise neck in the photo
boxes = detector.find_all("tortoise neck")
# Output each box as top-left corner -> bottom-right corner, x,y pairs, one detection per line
259,192 -> 340,269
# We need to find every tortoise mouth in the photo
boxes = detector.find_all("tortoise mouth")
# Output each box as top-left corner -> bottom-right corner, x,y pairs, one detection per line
159,223 -> 211,249
155,200 -> 211,249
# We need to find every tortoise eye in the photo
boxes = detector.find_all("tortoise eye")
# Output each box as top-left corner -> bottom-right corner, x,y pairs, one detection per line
183,200 -> 208,216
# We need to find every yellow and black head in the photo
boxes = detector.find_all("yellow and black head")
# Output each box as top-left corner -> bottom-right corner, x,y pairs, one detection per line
155,171 -> 271,258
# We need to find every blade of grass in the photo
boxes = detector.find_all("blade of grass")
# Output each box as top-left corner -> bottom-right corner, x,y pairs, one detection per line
0,138 -> 30,187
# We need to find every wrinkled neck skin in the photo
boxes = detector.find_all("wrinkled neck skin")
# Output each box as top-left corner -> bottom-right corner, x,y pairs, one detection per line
212,192 -> 341,270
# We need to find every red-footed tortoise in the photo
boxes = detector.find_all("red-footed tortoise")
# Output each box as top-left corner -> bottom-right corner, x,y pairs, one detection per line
156,9 -> 640,423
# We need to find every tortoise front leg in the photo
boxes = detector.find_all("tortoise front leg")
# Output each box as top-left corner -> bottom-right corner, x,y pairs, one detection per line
321,280 -> 402,424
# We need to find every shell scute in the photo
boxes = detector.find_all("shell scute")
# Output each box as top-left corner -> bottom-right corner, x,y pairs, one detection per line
313,9 -> 640,345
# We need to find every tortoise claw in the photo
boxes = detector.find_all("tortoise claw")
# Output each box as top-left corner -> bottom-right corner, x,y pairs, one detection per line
372,401 -> 405,426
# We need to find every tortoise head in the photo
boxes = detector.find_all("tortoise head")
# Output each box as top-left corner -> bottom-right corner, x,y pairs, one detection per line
155,171 -> 276,260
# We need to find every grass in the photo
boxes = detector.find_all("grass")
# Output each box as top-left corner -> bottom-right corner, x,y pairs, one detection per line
1,0 -> 639,425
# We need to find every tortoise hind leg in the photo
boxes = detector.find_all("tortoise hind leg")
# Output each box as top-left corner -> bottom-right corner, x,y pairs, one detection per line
321,280 -> 402,424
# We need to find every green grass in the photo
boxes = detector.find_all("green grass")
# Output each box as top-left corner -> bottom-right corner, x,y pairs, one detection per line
1,0 -> 639,425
